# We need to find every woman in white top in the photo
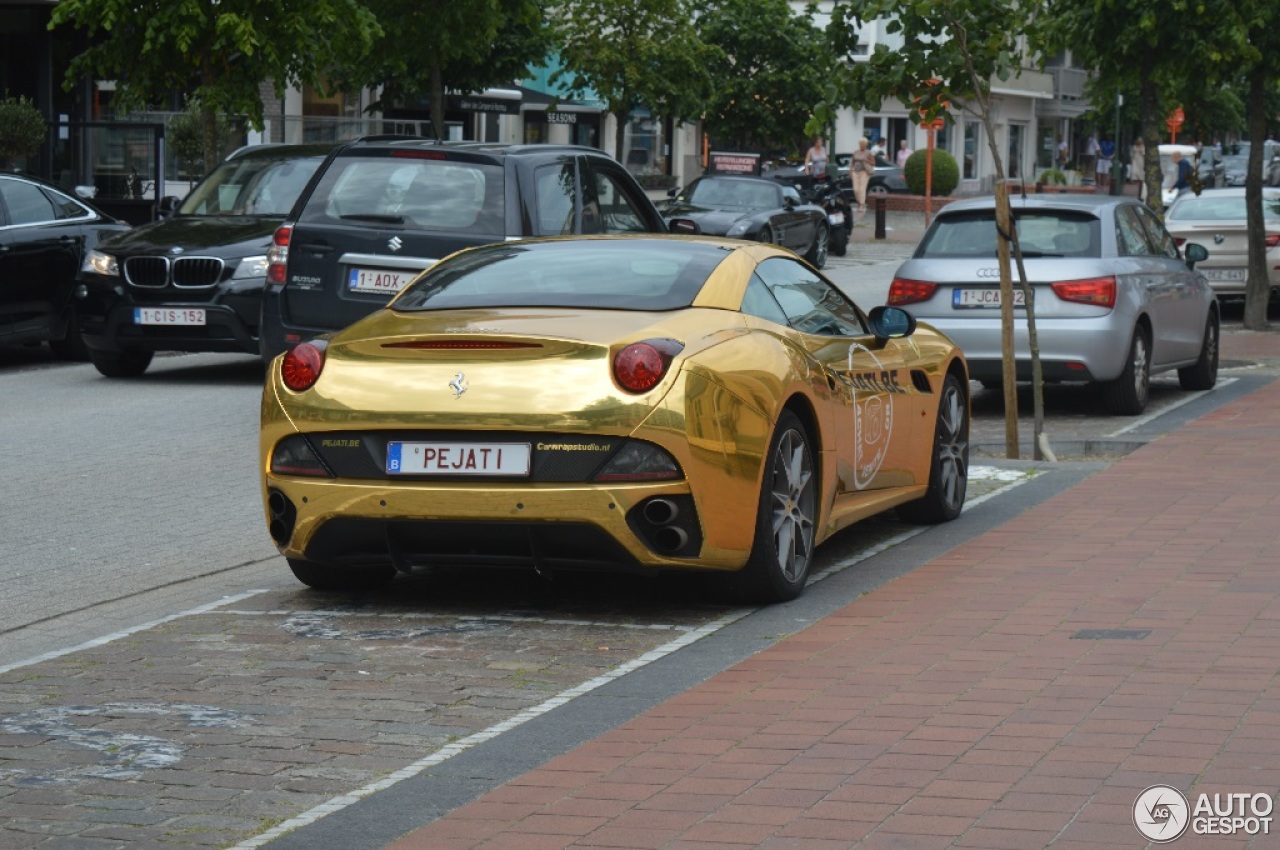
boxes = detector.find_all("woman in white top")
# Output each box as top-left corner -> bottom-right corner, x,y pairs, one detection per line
804,136 -> 829,177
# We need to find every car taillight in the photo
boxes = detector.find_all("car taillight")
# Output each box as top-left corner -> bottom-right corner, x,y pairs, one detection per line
270,435 -> 333,477
280,340 -> 328,391
887,278 -> 937,305
613,338 -> 684,393
267,224 -> 291,285
1172,236 -> 1186,247
1267,234 -> 1280,248
1051,276 -> 1116,307
592,440 -> 682,482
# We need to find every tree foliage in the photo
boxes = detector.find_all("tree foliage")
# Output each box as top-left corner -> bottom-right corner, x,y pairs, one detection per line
331,0 -> 553,139
696,0 -> 837,156
48,0 -> 380,171
0,95 -> 47,167
552,0 -> 718,162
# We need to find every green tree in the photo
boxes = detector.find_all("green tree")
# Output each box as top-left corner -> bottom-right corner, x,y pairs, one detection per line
48,0 -> 380,173
0,95 -> 47,168
696,0 -> 836,155
552,0 -> 717,163
332,0 -> 553,140
817,0 -> 1052,460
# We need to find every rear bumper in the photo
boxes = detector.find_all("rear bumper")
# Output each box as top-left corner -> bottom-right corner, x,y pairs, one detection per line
924,315 -> 1130,383
79,296 -> 260,355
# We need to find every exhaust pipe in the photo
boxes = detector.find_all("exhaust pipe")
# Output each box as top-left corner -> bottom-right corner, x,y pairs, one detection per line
652,525 -> 689,554
642,498 -> 679,526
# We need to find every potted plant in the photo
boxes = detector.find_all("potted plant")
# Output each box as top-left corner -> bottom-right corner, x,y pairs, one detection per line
0,95 -> 47,170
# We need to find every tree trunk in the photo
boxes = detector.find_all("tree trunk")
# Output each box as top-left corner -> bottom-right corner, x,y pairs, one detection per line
612,94 -> 631,163
1244,67 -> 1270,331
1139,74 -> 1163,215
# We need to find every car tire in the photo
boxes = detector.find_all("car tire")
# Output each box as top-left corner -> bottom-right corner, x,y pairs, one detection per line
755,227 -> 772,244
733,410 -> 816,604
830,223 -> 848,256
287,558 -> 396,592
48,302 -> 90,361
88,348 -> 154,378
898,373 -> 969,524
805,224 -> 829,269
1101,325 -> 1151,415
1178,310 -> 1219,391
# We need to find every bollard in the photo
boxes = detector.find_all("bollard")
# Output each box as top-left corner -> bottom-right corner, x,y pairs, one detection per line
874,196 -> 886,240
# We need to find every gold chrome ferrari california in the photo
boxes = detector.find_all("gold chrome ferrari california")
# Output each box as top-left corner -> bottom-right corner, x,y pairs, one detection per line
260,236 -> 969,603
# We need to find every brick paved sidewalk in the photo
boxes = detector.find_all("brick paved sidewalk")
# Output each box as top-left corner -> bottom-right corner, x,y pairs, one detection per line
384,373 -> 1280,849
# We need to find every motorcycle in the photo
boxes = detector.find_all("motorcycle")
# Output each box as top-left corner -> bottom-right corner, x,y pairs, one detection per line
805,178 -> 853,257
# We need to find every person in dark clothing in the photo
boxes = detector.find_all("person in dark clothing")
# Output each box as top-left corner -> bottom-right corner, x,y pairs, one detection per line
1171,150 -> 1194,198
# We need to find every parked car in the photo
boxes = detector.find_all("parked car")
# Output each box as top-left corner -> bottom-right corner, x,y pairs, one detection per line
0,172 -> 130,359
76,143 -> 332,376
1226,140 -> 1280,185
834,152 -> 910,196
1164,187 -> 1280,300
887,194 -> 1219,415
1220,154 -> 1248,187
660,175 -> 830,267
261,236 -> 969,601
259,139 -> 669,363
1196,146 -> 1226,189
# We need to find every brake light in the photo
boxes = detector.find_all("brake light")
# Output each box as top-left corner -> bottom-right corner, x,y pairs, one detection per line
1267,234 -> 1280,248
392,150 -> 448,160
1051,276 -> 1116,307
613,338 -> 684,393
887,278 -> 937,305
267,225 -> 291,285
280,340 -> 328,391
1172,236 -> 1186,247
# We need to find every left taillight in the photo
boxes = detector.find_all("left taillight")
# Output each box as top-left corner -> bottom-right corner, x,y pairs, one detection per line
280,339 -> 328,391
1051,276 -> 1116,308
266,224 -> 291,285
613,338 -> 684,393
270,435 -> 332,477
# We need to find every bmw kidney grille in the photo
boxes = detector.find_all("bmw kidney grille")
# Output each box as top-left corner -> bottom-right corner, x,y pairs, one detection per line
124,256 -> 226,289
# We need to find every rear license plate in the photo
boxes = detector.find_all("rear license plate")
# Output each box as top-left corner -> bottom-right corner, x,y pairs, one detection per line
134,307 -> 206,325
387,442 -> 531,476
953,287 -> 1028,309
828,211 -> 845,226
1203,268 -> 1246,282
349,267 -> 413,294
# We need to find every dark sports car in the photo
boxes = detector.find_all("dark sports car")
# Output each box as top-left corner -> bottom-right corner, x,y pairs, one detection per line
662,175 -> 831,268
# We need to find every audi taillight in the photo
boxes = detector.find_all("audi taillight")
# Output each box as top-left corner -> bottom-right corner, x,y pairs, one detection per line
1172,236 -> 1186,248
1266,234 -> 1280,248
267,225 -> 292,285
280,339 -> 328,391
887,278 -> 937,305
1051,276 -> 1116,308
613,338 -> 684,393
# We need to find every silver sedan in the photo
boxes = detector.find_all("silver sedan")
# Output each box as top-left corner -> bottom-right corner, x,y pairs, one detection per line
1164,187 -> 1280,299
888,195 -> 1219,415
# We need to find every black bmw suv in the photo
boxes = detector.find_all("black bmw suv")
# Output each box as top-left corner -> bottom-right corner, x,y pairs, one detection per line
259,138 -> 670,362
77,143 -> 333,377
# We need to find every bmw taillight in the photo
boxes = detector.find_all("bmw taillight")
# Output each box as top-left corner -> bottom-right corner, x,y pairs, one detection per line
613,338 -> 684,393
1051,276 -> 1116,308
887,278 -> 938,305
280,339 -> 328,391
267,225 -> 291,285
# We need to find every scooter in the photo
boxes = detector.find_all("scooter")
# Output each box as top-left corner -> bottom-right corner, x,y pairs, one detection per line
806,178 -> 853,256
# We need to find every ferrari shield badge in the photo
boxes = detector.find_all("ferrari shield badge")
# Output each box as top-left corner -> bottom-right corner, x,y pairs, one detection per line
847,343 -> 893,490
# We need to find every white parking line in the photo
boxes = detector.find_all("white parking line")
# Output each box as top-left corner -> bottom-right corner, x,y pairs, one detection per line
1107,378 -> 1236,437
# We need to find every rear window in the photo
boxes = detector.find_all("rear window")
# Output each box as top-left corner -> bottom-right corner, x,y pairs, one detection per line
1167,195 -> 1280,222
394,239 -> 729,312
917,210 -> 1101,258
298,156 -> 505,236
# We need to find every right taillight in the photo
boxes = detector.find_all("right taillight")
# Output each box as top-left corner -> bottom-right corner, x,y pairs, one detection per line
887,278 -> 937,305
267,224 -> 292,285
613,338 -> 684,394
280,339 -> 328,391
1051,276 -> 1116,308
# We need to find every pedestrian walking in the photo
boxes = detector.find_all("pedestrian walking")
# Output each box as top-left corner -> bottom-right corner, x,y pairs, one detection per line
849,137 -> 874,213
803,136 -> 828,178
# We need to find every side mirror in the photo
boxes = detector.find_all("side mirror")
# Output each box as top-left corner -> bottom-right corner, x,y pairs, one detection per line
783,195 -> 797,210
866,305 -> 917,340
156,196 -> 180,218
1184,242 -> 1209,268
668,217 -> 700,235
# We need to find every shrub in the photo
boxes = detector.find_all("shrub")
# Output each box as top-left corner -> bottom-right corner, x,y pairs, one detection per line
903,148 -> 959,195
1039,168 -> 1067,186
0,95 -> 47,168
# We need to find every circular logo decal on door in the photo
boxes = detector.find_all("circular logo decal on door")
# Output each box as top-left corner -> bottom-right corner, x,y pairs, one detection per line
848,343 -> 894,490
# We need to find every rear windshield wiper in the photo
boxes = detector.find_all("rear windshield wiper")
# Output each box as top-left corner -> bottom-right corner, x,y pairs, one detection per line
339,213 -> 405,224
1017,251 -> 1064,258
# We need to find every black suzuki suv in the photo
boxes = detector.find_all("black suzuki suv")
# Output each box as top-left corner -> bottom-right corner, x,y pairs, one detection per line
259,138 -> 669,362
77,143 -> 333,377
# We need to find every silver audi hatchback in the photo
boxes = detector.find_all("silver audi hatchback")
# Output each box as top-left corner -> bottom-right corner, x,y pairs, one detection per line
888,194 -> 1219,415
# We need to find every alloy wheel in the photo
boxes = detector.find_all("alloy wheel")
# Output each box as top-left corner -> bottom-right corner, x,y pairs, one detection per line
767,429 -> 815,583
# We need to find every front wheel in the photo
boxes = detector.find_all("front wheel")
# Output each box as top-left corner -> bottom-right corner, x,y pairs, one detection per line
733,410 -> 817,604
899,373 -> 969,523
288,558 -> 396,592
1101,325 -> 1151,415
805,224 -> 829,269
1178,311 -> 1219,391
755,227 -> 773,244
89,348 -> 153,378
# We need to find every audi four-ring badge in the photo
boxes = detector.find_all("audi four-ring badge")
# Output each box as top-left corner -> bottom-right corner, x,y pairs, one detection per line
261,236 -> 970,603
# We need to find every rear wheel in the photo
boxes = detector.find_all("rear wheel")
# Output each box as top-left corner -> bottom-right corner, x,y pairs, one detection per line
89,348 -> 153,378
830,222 -> 848,256
1178,311 -> 1219,391
1101,325 -> 1150,415
805,223 -> 829,269
288,558 -> 396,592
868,182 -> 890,197
899,373 -> 969,523
734,410 -> 816,604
